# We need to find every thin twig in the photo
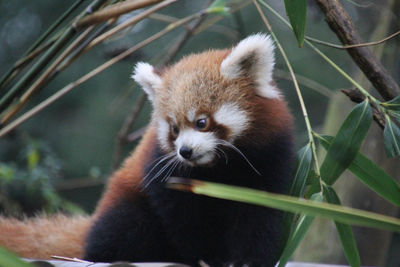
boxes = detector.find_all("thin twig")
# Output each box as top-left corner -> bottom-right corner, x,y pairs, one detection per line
55,20 -> 116,74
254,0 -> 323,189
126,126 -> 148,142
148,13 -> 178,23
305,29 -> 400,49
51,256 -> 92,264
84,0 -> 178,50
76,0 -> 164,28
274,69 -> 333,98
112,93 -> 147,169
0,10 -> 205,138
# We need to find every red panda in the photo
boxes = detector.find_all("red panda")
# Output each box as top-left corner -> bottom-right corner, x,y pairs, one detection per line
0,34 -> 294,266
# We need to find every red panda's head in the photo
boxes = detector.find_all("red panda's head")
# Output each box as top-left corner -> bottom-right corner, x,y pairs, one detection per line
132,34 -> 289,167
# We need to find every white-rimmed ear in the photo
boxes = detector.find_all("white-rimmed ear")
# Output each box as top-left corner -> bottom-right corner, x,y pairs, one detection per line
132,62 -> 162,103
220,34 -> 279,99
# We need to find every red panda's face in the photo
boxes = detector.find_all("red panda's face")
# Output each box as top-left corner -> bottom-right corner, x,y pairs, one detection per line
155,101 -> 250,166
133,34 -> 280,167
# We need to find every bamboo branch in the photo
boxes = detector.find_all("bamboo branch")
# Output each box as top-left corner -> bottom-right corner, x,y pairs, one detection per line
85,0 -> 177,51
0,0 -> 108,114
112,93 -> 147,169
76,0 -> 165,28
274,69 -> 333,98
1,26 -> 96,125
0,0 -> 86,90
314,0 -> 400,100
306,30 -> 400,49
0,10 -> 205,138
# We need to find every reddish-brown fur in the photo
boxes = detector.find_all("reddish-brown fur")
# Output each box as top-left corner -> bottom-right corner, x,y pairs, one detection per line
0,41 -> 292,261
0,127 -> 158,259
0,215 -> 91,259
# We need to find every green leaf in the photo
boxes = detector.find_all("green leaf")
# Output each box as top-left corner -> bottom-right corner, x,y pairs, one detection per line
207,0 -> 230,15
0,247 -> 33,267
320,100 -> 373,185
383,115 -> 400,158
168,179 -> 400,232
388,110 -> 400,121
27,147 -> 40,171
278,193 -> 322,267
317,134 -> 400,206
381,95 -> 400,111
289,143 -> 312,197
284,0 -> 307,47
324,187 -> 360,267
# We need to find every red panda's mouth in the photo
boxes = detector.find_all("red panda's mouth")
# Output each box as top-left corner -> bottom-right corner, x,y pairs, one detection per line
178,151 -> 215,166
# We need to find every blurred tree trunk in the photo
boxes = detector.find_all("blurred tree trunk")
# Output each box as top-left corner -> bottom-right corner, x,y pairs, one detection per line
293,0 -> 400,265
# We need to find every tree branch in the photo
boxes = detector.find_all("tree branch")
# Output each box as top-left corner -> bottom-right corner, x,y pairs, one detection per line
315,0 -> 400,101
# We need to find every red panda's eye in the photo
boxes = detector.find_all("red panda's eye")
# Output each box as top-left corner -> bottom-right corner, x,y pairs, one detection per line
195,118 -> 207,130
172,124 -> 179,135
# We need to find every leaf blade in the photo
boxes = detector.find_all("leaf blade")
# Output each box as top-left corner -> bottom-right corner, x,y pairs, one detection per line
381,95 -> 400,111
284,0 -> 307,47
289,143 -> 312,197
168,178 -> 400,232
317,134 -> 400,206
324,187 -> 361,267
278,193 -> 322,267
383,115 -> 400,158
320,100 -> 373,185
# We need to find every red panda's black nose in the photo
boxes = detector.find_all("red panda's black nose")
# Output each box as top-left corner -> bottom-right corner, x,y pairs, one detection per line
179,146 -> 193,160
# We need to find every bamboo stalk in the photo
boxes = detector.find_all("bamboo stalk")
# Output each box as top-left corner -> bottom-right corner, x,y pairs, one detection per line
0,0 -> 107,114
1,26 -> 96,125
85,0 -> 178,50
76,0 -> 164,28
0,10 -> 205,138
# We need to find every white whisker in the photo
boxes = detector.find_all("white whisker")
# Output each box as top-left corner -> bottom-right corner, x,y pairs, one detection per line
217,140 -> 262,176
143,152 -> 175,181
143,154 -> 176,187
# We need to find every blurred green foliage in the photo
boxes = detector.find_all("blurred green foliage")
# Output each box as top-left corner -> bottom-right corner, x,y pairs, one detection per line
0,135 -> 82,216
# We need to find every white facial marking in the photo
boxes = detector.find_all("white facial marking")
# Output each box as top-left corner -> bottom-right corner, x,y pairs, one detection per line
175,129 -> 217,164
220,33 -> 280,99
157,118 -> 170,151
187,109 -> 196,122
214,103 -> 249,141
132,62 -> 162,103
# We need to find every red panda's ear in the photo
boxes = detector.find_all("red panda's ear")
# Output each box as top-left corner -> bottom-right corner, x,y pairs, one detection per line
132,62 -> 162,103
220,34 -> 280,99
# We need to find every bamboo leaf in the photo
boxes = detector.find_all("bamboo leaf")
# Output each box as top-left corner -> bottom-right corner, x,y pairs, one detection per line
383,115 -> 400,158
381,95 -> 400,111
283,0 -> 307,47
317,134 -> 400,206
0,248 -> 33,267
168,178 -> 400,232
324,187 -> 360,267
278,193 -> 322,267
320,100 -> 373,185
289,143 -> 312,197
207,0 -> 230,15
